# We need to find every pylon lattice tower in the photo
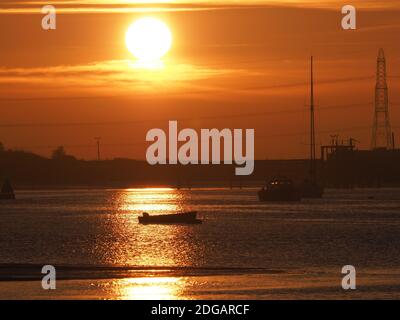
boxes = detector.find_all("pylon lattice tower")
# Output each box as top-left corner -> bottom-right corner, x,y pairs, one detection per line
371,48 -> 392,149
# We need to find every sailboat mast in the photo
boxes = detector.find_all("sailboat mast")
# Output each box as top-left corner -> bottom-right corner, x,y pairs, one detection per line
310,56 -> 316,182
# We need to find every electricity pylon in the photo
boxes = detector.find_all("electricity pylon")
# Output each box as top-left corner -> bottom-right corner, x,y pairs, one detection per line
371,48 -> 392,149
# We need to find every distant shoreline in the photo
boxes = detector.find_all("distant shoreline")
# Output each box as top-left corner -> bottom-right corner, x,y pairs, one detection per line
11,185 -> 400,192
3,148 -> 400,189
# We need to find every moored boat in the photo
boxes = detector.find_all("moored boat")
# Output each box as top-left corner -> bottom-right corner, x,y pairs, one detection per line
0,179 -> 15,200
258,177 -> 301,202
138,211 -> 202,225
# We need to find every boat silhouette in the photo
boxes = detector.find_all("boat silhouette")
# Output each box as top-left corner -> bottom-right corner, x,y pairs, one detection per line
0,179 -> 15,200
258,176 -> 301,202
138,211 -> 202,225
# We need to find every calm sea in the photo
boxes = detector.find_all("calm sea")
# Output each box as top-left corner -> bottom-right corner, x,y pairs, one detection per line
1,188 -> 400,299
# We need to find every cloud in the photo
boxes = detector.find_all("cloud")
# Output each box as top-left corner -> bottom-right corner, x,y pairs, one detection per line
1,1 -> 399,14
0,59 -> 249,95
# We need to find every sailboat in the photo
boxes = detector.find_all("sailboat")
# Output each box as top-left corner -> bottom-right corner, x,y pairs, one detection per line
300,56 -> 324,198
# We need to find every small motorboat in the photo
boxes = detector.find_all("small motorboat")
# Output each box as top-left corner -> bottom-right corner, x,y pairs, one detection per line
138,211 -> 202,225
258,176 -> 301,202
0,179 -> 15,200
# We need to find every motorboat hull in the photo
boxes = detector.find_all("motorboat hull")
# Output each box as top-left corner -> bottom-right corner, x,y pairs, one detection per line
138,211 -> 202,225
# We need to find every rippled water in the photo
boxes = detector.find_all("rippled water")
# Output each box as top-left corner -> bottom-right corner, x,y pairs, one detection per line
1,188 -> 400,299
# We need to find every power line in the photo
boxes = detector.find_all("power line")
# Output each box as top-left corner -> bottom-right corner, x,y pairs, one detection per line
0,102 -> 377,129
11,125 -> 377,151
0,75 -> 377,103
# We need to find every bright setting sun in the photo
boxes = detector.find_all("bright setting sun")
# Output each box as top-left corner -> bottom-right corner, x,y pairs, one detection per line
125,17 -> 172,62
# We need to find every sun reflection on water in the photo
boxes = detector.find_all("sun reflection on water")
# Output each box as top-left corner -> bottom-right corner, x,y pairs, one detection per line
104,187 -> 201,267
116,277 -> 184,300
117,188 -> 185,215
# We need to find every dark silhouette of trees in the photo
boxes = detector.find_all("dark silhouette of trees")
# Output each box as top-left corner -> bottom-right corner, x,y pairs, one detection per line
51,146 -> 76,161
51,146 -> 66,160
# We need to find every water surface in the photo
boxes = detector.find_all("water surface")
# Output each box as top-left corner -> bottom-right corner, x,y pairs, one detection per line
1,188 -> 400,299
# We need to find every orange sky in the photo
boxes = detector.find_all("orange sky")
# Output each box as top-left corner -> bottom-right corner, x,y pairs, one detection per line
0,1 -> 400,160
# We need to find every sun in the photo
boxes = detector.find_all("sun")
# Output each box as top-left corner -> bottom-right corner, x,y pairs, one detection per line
125,17 -> 172,62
